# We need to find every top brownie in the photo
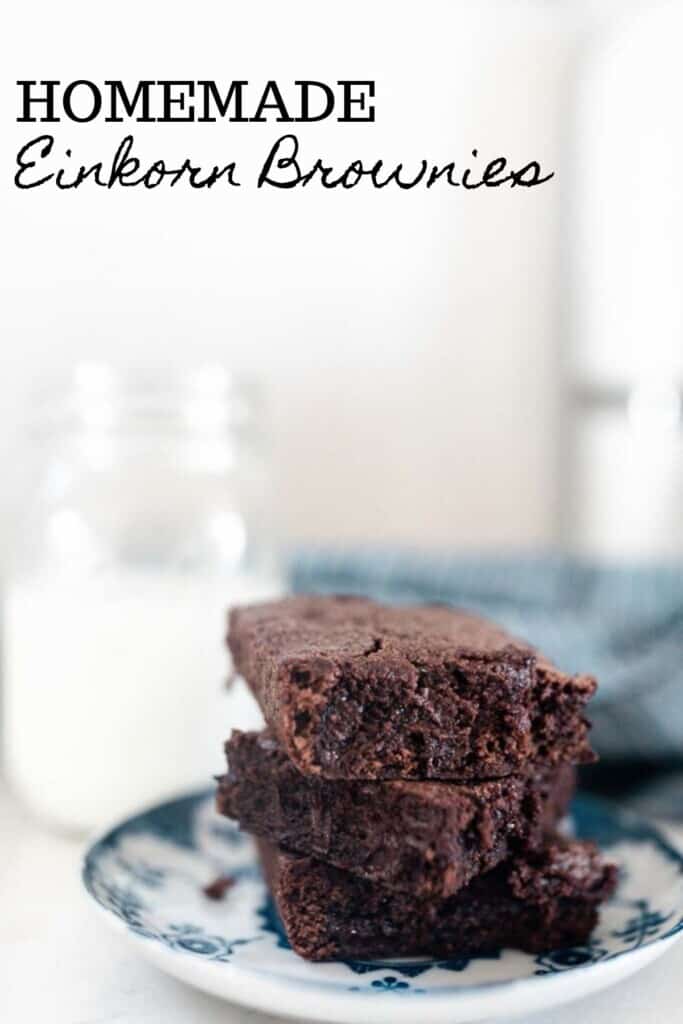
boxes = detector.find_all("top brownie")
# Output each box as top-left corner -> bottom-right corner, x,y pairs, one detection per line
227,594 -> 597,780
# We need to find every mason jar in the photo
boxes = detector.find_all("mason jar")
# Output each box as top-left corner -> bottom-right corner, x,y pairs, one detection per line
3,364 -> 283,833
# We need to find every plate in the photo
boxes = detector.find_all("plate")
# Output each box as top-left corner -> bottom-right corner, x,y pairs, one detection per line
82,791 -> 683,1024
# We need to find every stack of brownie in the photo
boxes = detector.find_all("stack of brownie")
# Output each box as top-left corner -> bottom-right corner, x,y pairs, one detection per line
217,596 -> 616,961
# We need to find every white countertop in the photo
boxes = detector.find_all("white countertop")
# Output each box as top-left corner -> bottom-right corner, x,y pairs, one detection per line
2,780 -> 682,1024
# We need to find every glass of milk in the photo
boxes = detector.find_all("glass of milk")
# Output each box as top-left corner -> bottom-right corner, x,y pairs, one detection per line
3,364 -> 284,834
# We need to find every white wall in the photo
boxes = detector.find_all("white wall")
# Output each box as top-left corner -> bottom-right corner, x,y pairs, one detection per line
0,1 -> 589,553
570,0 -> 683,558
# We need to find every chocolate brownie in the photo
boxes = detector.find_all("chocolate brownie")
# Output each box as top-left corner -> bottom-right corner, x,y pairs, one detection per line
258,836 -> 617,961
218,729 -> 575,898
227,595 -> 597,779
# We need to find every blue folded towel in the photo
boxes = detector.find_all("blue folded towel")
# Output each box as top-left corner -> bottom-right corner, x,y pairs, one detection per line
290,549 -> 683,780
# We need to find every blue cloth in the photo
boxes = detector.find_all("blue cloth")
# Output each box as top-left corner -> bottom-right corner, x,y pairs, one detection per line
290,550 -> 683,765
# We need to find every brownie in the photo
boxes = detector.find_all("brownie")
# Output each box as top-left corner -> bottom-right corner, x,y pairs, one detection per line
218,729 -> 575,898
258,836 -> 617,961
227,595 -> 597,779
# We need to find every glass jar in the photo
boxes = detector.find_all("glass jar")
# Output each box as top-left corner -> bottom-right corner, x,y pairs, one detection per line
3,364 -> 284,833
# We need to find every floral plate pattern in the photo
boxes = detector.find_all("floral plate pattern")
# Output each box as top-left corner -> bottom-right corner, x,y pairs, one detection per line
82,791 -> 683,1024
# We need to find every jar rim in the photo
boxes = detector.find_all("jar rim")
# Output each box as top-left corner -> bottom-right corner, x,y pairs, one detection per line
28,362 -> 262,438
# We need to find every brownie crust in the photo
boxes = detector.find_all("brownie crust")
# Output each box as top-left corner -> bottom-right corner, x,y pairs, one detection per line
228,595 -> 597,780
218,729 -> 575,898
258,836 -> 617,962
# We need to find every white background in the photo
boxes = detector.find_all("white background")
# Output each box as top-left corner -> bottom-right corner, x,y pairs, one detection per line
2,0 -> 682,561
0,0 -> 590,556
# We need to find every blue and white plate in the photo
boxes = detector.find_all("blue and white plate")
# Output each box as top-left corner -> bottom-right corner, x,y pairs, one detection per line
82,791 -> 683,1024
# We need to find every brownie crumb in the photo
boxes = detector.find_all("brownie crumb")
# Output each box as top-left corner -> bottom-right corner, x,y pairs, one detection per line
203,875 -> 236,901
